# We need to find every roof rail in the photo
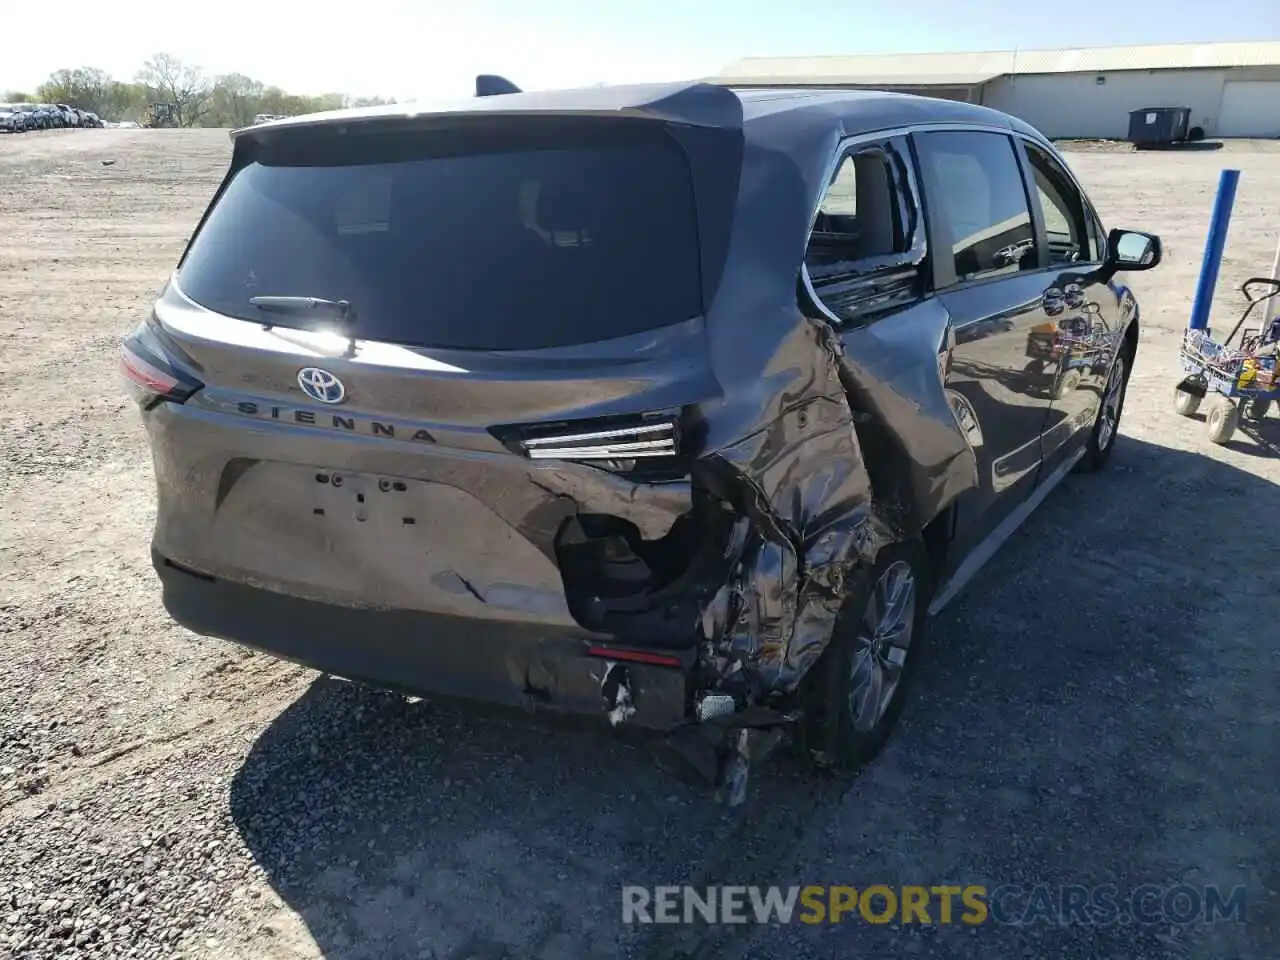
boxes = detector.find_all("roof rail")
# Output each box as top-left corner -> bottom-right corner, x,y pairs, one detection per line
476,75 -> 522,97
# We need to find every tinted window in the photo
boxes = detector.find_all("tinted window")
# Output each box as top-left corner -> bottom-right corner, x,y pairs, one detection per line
916,131 -> 1036,282
1023,142 -> 1091,266
178,124 -> 703,350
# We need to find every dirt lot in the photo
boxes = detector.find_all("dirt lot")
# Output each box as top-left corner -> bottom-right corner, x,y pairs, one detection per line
1,128 -> 1278,960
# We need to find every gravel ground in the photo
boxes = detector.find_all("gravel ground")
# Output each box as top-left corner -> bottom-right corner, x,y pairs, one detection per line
1,128 -> 1278,960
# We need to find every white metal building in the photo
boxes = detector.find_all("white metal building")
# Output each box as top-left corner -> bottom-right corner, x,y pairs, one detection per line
714,41 -> 1280,140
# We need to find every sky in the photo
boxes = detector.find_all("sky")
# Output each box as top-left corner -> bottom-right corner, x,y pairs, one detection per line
6,0 -> 1279,101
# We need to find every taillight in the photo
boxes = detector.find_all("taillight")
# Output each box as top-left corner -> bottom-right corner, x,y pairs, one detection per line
585,645 -> 686,667
120,343 -> 179,393
119,324 -> 203,406
491,413 -> 687,477
520,420 -> 678,461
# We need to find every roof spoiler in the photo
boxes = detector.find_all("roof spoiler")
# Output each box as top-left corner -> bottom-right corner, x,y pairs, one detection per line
476,75 -> 522,97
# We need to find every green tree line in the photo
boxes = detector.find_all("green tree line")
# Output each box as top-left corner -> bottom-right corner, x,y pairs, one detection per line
5,54 -> 394,127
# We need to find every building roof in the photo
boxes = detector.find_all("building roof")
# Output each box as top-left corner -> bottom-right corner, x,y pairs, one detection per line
715,40 -> 1280,87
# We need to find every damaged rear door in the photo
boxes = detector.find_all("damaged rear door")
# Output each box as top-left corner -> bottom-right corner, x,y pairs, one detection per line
801,133 -> 979,546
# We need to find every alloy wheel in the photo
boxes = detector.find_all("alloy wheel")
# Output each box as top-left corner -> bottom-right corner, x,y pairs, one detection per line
1097,355 -> 1126,450
848,560 -> 917,733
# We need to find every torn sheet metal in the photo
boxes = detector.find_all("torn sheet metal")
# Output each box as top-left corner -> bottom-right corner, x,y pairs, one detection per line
693,318 -> 894,700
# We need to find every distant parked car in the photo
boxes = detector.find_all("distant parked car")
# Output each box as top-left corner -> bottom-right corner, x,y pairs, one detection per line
0,104 -> 26,132
13,104 -> 44,129
56,104 -> 81,127
9,104 -> 33,129
10,104 -> 38,130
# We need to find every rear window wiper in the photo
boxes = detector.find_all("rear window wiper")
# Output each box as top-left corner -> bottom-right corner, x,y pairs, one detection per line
248,296 -> 356,332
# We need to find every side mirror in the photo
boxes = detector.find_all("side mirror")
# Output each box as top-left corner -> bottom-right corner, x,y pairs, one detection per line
1106,228 -> 1162,272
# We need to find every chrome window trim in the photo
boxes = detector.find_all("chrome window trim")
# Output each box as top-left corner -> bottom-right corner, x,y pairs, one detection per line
799,120 -> 1107,327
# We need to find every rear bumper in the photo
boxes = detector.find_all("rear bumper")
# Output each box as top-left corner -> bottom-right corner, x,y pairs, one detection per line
154,549 -> 694,730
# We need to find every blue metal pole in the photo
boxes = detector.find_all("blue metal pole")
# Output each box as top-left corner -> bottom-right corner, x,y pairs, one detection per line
1188,168 -> 1240,331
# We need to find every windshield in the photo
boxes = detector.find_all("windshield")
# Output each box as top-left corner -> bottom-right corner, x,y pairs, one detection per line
177,120 -> 705,351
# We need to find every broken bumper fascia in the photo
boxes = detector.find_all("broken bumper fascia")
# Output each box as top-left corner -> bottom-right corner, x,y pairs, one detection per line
153,546 -> 699,729
154,545 -> 806,735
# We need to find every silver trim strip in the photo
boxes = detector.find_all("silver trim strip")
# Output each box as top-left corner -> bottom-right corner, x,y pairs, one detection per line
527,446 -> 675,460
522,422 -> 674,446
522,420 -> 678,460
927,445 -> 1085,616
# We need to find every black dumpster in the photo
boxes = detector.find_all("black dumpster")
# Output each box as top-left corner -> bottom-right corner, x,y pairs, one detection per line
1128,106 -> 1192,146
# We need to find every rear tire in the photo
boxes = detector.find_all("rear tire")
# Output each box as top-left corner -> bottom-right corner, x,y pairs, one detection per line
1242,397 -> 1271,422
1205,397 -> 1238,444
805,540 -> 930,773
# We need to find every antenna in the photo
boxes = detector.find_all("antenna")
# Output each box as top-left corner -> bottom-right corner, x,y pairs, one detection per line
476,75 -> 522,97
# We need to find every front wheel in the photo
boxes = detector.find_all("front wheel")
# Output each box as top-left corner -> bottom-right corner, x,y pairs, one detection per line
1076,350 -> 1130,473
1173,386 -> 1202,417
805,541 -> 930,772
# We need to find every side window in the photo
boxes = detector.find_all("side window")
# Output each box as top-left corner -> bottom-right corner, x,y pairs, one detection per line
806,149 -> 904,271
1023,142 -> 1092,266
914,131 -> 1036,283
804,139 -> 925,323
1087,209 -> 1106,263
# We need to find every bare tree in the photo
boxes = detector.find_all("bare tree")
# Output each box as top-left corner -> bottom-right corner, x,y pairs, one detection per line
210,73 -> 265,128
136,53 -> 212,127
37,67 -> 112,114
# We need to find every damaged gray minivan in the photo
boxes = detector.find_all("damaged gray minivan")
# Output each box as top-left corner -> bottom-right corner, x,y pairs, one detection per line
123,79 -> 1161,795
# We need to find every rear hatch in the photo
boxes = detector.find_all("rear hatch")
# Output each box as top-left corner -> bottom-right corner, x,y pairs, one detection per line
147,101 -> 745,634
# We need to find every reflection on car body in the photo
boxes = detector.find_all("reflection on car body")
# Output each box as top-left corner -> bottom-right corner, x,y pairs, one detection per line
121,78 -> 1163,802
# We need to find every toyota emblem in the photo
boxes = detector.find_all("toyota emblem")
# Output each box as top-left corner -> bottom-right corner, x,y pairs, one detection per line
297,367 -> 346,404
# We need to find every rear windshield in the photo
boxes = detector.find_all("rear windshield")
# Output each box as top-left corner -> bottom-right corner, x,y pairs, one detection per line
177,120 -> 705,350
